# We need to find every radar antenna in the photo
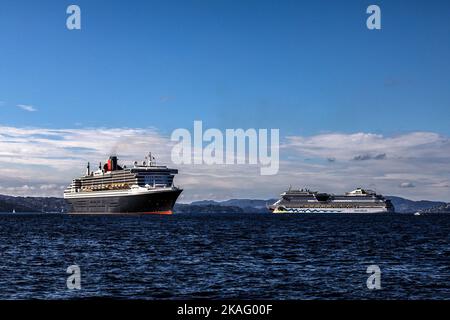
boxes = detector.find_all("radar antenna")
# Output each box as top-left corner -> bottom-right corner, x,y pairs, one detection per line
148,152 -> 156,166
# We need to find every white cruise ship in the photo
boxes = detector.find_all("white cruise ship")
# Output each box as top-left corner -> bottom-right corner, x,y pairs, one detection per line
64,154 -> 182,215
269,188 -> 394,214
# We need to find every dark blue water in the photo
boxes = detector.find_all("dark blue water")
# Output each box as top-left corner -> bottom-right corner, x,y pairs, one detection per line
0,213 -> 448,300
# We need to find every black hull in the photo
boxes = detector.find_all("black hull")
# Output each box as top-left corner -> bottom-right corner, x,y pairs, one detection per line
65,189 -> 182,214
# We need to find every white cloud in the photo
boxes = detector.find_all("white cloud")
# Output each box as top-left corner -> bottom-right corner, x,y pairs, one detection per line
0,185 -> 35,192
430,181 -> 450,188
39,184 -> 59,190
16,104 -> 37,112
284,132 -> 447,160
283,131 -> 450,201
399,182 -> 415,188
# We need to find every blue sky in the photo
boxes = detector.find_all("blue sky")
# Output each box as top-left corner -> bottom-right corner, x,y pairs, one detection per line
1,0 -> 450,136
1,0 -> 450,201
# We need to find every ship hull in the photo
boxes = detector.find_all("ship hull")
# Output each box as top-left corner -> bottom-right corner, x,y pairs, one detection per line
272,207 -> 392,214
65,188 -> 182,215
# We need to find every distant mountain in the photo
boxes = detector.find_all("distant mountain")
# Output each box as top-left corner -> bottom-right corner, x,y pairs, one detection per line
174,203 -> 243,214
221,199 -> 277,209
191,198 -> 277,213
0,194 -> 69,213
421,203 -> 450,213
190,200 -> 220,206
386,196 -> 445,213
0,193 -> 448,214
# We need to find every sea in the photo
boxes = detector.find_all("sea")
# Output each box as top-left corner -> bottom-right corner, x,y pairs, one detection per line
0,212 -> 448,300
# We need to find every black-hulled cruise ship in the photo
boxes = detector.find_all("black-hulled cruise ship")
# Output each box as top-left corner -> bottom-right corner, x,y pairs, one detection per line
269,187 -> 394,213
64,154 -> 182,214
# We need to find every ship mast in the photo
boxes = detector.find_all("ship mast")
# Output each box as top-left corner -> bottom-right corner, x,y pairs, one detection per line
148,152 -> 155,166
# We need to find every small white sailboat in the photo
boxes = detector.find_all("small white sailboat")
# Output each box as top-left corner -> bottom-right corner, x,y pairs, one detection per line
12,209 -> 16,214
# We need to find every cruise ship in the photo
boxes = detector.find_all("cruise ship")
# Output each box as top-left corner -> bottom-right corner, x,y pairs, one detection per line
269,187 -> 394,213
64,154 -> 182,214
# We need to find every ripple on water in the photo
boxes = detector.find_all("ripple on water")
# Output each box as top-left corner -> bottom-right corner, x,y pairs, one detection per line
0,213 -> 448,299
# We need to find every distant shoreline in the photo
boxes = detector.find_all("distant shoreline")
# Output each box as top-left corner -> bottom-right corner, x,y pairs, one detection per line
1,194 -> 449,214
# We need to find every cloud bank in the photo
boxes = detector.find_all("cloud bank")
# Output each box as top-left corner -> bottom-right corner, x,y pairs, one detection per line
0,127 -> 449,201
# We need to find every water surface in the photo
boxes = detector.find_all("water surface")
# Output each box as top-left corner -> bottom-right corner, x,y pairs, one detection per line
0,213 -> 448,299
